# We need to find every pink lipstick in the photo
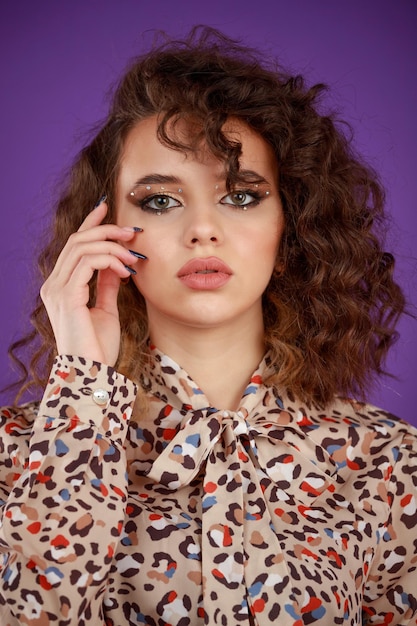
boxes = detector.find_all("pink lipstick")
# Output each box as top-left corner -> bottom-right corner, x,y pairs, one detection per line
177,257 -> 232,290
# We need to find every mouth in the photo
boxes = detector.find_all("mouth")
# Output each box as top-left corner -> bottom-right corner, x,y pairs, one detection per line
177,257 -> 233,290
177,257 -> 233,278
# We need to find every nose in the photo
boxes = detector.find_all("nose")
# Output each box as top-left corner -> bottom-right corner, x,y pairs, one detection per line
184,205 -> 223,247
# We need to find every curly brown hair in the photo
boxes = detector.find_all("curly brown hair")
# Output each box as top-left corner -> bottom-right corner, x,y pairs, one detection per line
8,25 -> 406,406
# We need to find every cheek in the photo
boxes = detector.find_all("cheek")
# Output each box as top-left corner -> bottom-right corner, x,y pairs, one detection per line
132,233 -> 176,289
270,215 -> 285,253
250,221 -> 283,259
132,224 -> 174,259
258,226 -> 284,277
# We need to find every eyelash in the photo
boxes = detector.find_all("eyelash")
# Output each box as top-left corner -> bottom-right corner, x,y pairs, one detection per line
138,194 -> 181,213
220,190 -> 262,209
136,189 -> 264,214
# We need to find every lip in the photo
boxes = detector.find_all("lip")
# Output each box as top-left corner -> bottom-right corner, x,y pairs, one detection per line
177,256 -> 233,290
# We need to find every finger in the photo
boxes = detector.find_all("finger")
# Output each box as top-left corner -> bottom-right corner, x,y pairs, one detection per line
66,253 -> 135,295
52,235 -> 143,280
43,251 -> 134,311
62,240 -> 141,270
77,198 -> 108,232
95,267 -> 123,316
77,201 -> 142,240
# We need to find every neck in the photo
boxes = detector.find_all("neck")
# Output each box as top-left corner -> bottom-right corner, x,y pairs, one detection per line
148,316 -> 265,411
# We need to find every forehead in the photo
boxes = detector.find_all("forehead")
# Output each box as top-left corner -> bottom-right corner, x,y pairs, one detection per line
120,115 -> 277,174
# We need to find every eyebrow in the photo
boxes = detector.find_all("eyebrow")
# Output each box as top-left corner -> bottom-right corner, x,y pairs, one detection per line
132,169 -> 269,189
235,169 -> 269,184
133,174 -> 182,188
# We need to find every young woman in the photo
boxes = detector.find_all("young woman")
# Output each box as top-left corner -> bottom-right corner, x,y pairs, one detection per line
1,27 -> 416,626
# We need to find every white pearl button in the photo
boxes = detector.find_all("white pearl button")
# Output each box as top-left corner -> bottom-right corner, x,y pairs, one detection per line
92,389 -> 110,406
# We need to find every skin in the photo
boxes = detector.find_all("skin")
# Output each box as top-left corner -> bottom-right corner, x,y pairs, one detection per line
40,210 -> 139,367
41,116 -> 285,410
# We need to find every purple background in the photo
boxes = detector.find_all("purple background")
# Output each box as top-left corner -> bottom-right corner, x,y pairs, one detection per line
1,0 -> 416,425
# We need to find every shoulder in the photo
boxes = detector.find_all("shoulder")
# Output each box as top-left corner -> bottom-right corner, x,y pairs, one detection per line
327,396 -> 415,447
277,389 -> 417,475
312,397 -> 416,481
295,394 -> 415,445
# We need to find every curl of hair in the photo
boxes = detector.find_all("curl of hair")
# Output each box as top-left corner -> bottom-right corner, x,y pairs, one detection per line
8,25 -> 406,406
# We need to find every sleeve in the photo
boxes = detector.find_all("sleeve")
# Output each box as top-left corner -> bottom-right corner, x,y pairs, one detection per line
363,428 -> 417,625
0,355 -> 137,626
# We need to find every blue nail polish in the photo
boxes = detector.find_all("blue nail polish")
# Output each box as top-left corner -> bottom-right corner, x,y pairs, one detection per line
132,226 -> 143,232
94,194 -> 107,208
124,265 -> 137,275
129,249 -> 147,260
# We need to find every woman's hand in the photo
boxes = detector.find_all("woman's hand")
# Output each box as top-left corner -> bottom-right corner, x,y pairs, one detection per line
40,200 -> 144,366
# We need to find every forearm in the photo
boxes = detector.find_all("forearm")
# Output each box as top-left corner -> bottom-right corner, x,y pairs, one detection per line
0,355 -> 137,625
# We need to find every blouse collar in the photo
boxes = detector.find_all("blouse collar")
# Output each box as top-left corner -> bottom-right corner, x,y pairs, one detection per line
139,345 -> 346,497
139,344 -> 278,414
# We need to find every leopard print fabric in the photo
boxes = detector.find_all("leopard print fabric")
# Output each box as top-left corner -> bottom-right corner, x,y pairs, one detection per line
0,349 -> 416,625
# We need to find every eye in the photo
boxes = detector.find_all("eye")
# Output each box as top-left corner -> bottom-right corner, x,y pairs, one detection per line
220,190 -> 261,209
139,194 -> 182,213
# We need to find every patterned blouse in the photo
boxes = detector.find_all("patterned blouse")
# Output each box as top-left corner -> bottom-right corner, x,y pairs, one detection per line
0,348 -> 416,625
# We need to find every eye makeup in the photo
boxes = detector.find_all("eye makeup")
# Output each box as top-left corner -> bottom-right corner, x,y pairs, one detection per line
128,181 -> 273,215
129,186 -> 183,215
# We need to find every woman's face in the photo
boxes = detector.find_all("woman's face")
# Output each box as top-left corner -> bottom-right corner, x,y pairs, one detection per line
115,115 -> 285,337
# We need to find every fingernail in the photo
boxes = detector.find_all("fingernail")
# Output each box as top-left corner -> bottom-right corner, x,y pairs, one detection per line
124,265 -> 137,275
129,249 -> 148,260
122,226 -> 143,232
94,194 -> 107,208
